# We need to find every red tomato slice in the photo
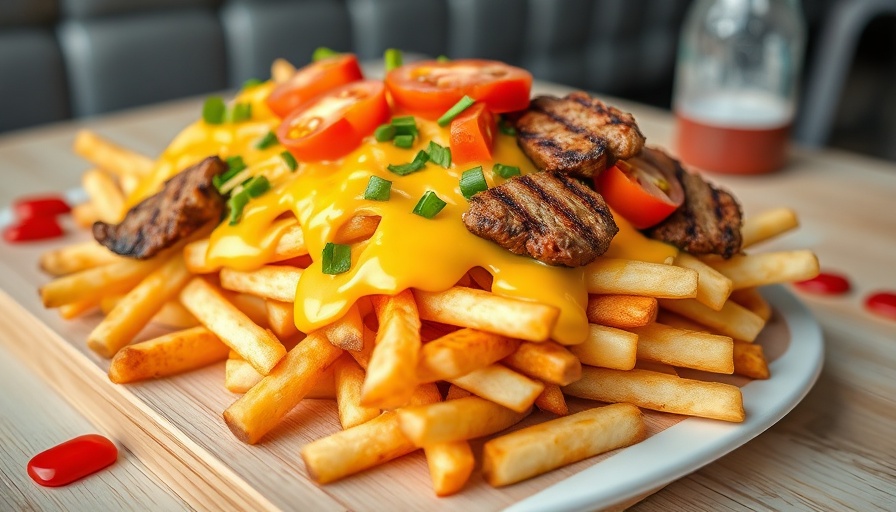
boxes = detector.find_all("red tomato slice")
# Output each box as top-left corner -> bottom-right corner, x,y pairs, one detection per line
386,59 -> 532,119
277,80 -> 389,162
596,158 -> 685,229
266,54 -> 364,118
450,103 -> 496,165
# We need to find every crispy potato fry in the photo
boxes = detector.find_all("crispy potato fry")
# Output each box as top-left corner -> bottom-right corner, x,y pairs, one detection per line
223,332 -> 342,444
271,58 -> 296,83
709,250 -> 819,290
184,223 -> 308,274
445,384 -> 473,401
348,326 -> 376,370
183,238 -> 218,274
397,396 -> 530,446
39,241 -> 123,276
424,441 -> 475,497
225,356 -> 336,396
334,354 -> 380,429
568,324 -> 638,370
58,297 -> 100,319
265,300 -> 300,340
362,290 -> 422,409
334,215 -> 380,244
449,364 -> 544,413
323,303 -> 363,351
416,328 -> 518,382
741,207 -> 799,248
71,202 -> 99,228
634,360 -> 679,376
101,295 -> 198,329
585,258 -> 698,299
502,341 -> 581,386
733,340 -> 770,379
220,265 -> 302,302
534,383 -> 569,416
40,255 -> 165,308
659,297 -> 766,342
629,322 -> 734,374
729,288 -> 772,322
108,326 -> 228,383
482,403 -> 646,487
73,130 -> 153,177
564,367 -> 745,422
655,310 -> 708,332
88,255 -> 193,358
180,278 -> 286,375
415,287 -> 559,342
674,252 -> 733,311
82,168 -> 126,223
585,294 -> 658,328
222,291 -> 271,329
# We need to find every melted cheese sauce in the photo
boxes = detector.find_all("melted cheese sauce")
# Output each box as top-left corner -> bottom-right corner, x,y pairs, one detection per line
130,82 -> 677,345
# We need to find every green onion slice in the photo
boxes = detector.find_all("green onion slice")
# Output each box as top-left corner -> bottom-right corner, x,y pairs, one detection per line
375,123 -> 396,142
229,103 -> 252,123
437,95 -> 475,127
436,55 -> 451,63
255,130 -> 279,150
387,150 -> 429,176
322,242 -> 352,275
363,175 -> 392,201
281,151 -> 298,171
227,192 -> 249,225
412,191 -> 447,219
460,166 -> 488,199
202,96 -> 226,124
493,163 -> 521,179
384,48 -> 403,72
393,134 -> 415,148
312,47 -> 340,61
243,176 -> 270,198
391,116 -> 418,137
498,118 -> 517,136
242,78 -> 263,90
214,155 -> 247,190
425,141 -> 451,168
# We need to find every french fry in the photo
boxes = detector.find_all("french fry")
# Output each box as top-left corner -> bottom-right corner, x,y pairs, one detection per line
415,287 -> 559,342
40,256 -> 165,308
741,207 -> 799,248
397,396 -> 530,446
449,364 -> 544,413
71,202 -> 99,228
220,265 -> 302,302
348,326 -> 376,370
674,252 -> 733,310
180,278 -> 286,375
709,250 -> 819,290
564,367 -> 745,422
39,241 -> 123,276
222,291 -> 271,329
568,324 -> 638,370
733,340 -> 770,379
659,297 -> 765,342
585,294 -> 658,328
585,258 -> 698,299
264,300 -> 299,340
482,404 -> 646,487
223,332 -> 342,444
225,356 -> 336,396
73,130 -> 153,177
322,303 -> 363,351
655,310 -> 708,332
88,255 -> 193,358
361,290 -> 422,409
424,441 -> 475,497
502,341 -> 582,386
634,360 -> 679,376
630,322 -> 734,374
108,326 -> 229,383
534,383 -> 569,416
271,58 -> 296,83
82,168 -> 126,223
445,384 -> 473,401
58,297 -> 100,319
729,287 -> 772,322
101,295 -> 198,329
334,215 -> 380,244
184,223 -> 308,274
333,354 -> 380,429
416,328 -> 518,382
183,238 -> 217,274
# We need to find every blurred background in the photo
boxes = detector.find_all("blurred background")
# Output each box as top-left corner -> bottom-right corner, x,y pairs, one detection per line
2,0 -> 895,161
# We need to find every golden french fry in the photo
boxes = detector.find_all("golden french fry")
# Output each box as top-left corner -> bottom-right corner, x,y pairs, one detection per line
709,250 -> 819,290
534,383 -> 569,416
629,322 -> 734,374
88,255 -> 192,358
424,441 -> 475,497
183,238 -> 217,274
564,367 -> 745,422
741,207 -> 799,248
397,396 -> 530,446
180,278 -> 286,375
220,265 -> 302,302
362,290 -> 422,409
674,252 -> 733,311
71,202 -> 99,228
73,130 -> 153,177
348,325 -> 376,370
184,223 -> 308,274
223,332 -> 342,444
58,297 -> 100,319
729,288 -> 772,322
334,215 -> 380,244
415,287 -> 559,342
222,291 -> 271,329
585,294 -> 658,328
108,326 -> 229,383
655,310 -> 708,332
416,328 -> 518,382
502,341 -> 581,386
733,340 -> 770,379
334,354 -> 380,429
483,404 -> 645,487
40,256 -> 165,308
271,58 -> 296,83
634,360 -> 679,376
568,324 -> 638,370
225,355 -> 336,396
585,258 -> 698,298
450,364 -> 544,413
82,168 -> 126,223
265,300 -> 300,340
659,297 -> 765,342
323,303 -> 363,351
445,384 -> 473,401
39,241 -> 123,276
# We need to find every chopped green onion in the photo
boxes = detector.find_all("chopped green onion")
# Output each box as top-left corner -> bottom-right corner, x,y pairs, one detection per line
437,95 -> 475,127
312,47 -> 340,61
228,102 -> 252,123
391,116 -> 418,137
363,175 -> 392,201
242,78 -> 263,90
375,123 -> 396,142
227,192 -> 249,225
459,166 -> 488,199
226,155 -> 247,174
281,151 -> 298,171
202,96 -> 226,124
243,176 -> 270,198
498,118 -> 516,136
412,191 -> 447,219
393,134 -> 415,148
387,150 -> 429,176
436,55 -> 451,63
493,163 -> 521,179
384,48 -> 403,72
255,130 -> 279,150
322,242 -> 352,275
425,141 -> 451,168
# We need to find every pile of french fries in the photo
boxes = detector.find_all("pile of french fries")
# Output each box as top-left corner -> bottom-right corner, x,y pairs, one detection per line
38,123 -> 819,496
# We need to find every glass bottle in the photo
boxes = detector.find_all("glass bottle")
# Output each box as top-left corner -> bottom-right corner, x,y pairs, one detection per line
673,0 -> 806,174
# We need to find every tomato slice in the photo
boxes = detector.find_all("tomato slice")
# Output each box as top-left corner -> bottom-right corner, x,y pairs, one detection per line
450,103 -> 496,165
596,157 -> 685,229
277,80 -> 389,162
266,54 -> 364,118
386,59 -> 532,119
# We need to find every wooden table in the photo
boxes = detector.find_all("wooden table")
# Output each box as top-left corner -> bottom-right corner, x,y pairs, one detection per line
1,89 -> 894,511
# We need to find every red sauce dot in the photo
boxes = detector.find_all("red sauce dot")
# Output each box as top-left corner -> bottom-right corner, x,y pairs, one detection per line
3,217 -> 64,243
27,434 -> 118,487
865,292 -> 896,321
794,271 -> 851,295
14,195 -> 72,218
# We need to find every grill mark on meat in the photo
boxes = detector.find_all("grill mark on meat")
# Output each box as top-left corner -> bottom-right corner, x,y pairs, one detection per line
517,174 -> 594,246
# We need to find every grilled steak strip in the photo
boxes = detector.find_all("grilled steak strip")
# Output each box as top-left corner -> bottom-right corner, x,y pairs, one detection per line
93,156 -> 226,259
463,172 -> 618,267
514,92 -> 646,179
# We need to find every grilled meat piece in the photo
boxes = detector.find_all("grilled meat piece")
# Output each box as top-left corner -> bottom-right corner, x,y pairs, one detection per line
515,92 -> 646,179
93,156 -> 226,259
463,172 -> 618,267
644,148 -> 743,258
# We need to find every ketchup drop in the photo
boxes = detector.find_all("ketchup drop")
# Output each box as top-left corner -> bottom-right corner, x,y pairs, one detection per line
27,434 -> 118,487
14,195 -> 72,218
865,292 -> 896,321
794,272 -> 851,296
3,217 -> 64,242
